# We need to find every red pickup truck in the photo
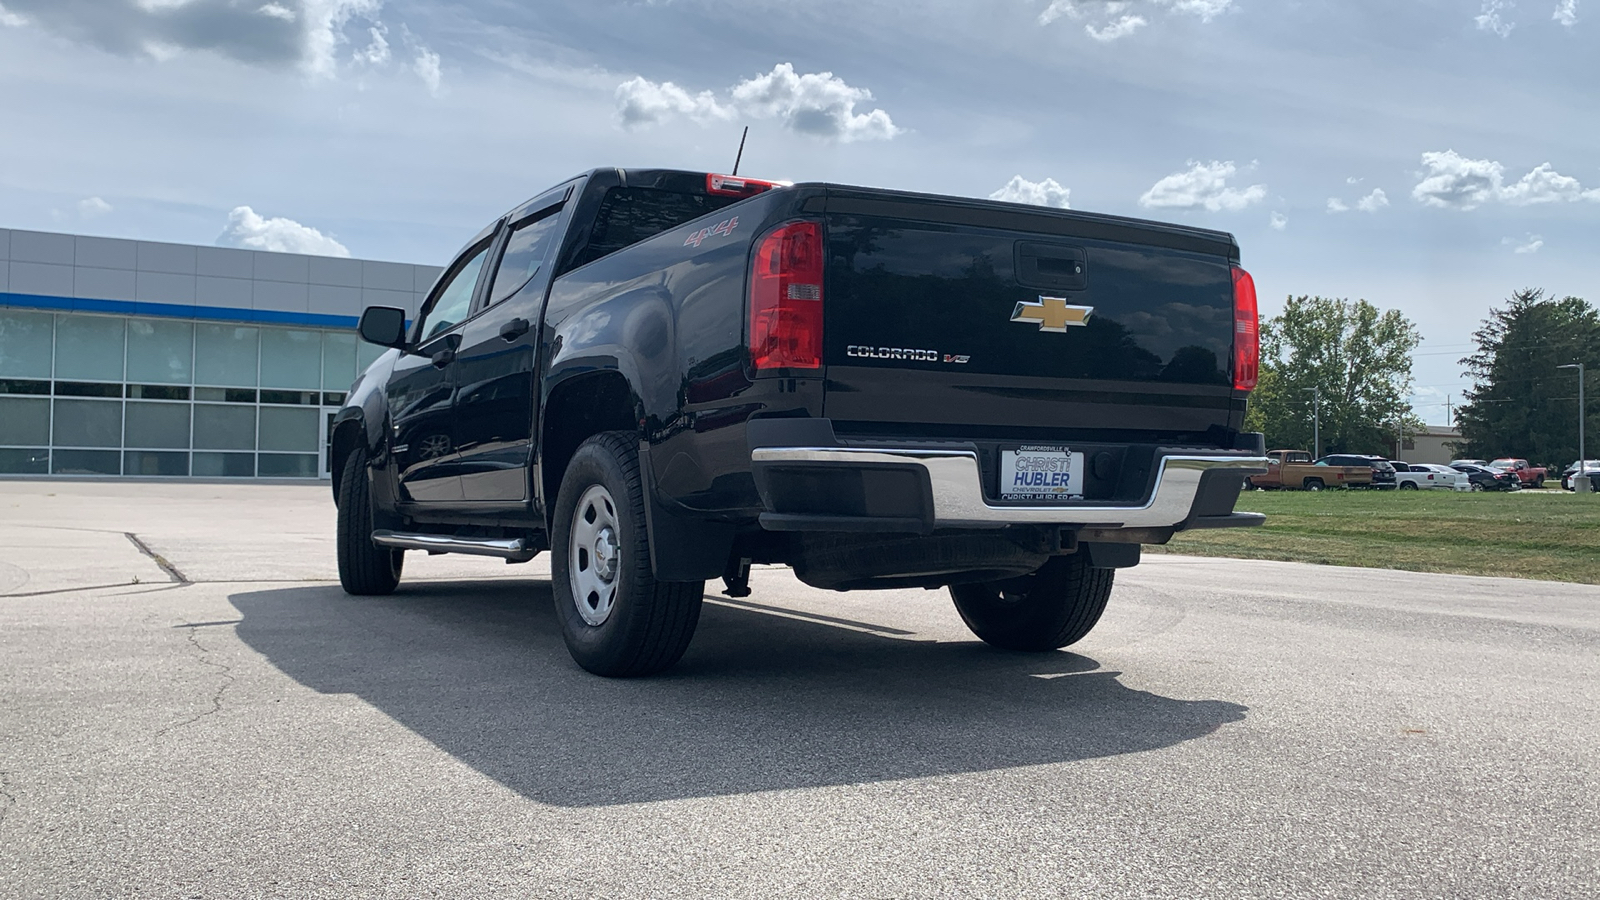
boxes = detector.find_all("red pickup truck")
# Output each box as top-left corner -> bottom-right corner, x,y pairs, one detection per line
1490,458 -> 1547,488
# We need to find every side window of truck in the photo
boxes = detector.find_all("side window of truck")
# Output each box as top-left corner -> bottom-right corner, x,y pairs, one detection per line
417,243 -> 491,341
486,212 -> 562,307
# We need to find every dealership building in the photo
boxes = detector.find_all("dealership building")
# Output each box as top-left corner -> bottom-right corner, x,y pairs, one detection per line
0,227 -> 442,479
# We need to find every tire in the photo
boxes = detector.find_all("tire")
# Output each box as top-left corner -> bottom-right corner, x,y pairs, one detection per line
337,446 -> 403,595
1304,478 -> 1325,491
1399,482 -> 1418,491
949,553 -> 1114,652
550,432 -> 704,677
1470,482 -> 1485,492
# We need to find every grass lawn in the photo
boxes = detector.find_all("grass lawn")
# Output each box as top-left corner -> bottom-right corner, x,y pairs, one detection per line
1155,487 -> 1600,584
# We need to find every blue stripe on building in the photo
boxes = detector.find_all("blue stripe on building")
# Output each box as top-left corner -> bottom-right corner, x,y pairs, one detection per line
0,291 -> 361,329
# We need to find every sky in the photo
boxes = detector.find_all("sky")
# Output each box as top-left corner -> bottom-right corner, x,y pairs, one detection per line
0,0 -> 1595,425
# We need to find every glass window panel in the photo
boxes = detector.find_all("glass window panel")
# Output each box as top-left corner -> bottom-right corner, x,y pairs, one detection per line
52,398 -> 123,447
124,450 -> 188,476
193,451 -> 255,477
258,406 -> 318,452
194,324 -> 259,387
419,245 -> 489,340
193,404 -> 256,450
0,378 -> 50,395
258,453 -> 318,478
0,397 -> 49,445
321,331 -> 357,390
125,402 -> 191,449
0,311 -> 55,378
356,339 -> 386,372
126,385 -> 189,400
54,315 -> 125,382
125,319 -> 193,385
55,382 -> 122,398
488,214 -> 561,305
52,449 -> 120,475
0,448 -> 49,474
259,328 -> 322,389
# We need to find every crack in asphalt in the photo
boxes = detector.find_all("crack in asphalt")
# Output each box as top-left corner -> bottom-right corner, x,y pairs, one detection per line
0,771 -> 14,830
123,533 -> 190,585
153,625 -> 236,738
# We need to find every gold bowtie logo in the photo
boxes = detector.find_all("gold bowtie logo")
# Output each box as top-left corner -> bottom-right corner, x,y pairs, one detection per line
1010,296 -> 1094,332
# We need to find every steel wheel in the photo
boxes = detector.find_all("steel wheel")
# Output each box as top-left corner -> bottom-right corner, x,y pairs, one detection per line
568,484 -> 622,626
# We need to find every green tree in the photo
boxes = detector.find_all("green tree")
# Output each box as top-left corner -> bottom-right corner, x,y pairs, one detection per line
1246,296 -> 1423,455
1456,289 -> 1600,466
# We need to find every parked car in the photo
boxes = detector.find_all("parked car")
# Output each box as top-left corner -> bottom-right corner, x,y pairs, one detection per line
1408,463 -> 1471,491
1490,458 -> 1548,488
1450,463 -> 1520,491
1316,454 -> 1398,489
1393,461 -> 1461,490
1249,450 -> 1373,491
1561,460 -> 1600,492
332,166 -> 1269,677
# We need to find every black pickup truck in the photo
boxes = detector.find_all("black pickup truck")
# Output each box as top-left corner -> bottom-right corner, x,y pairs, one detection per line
332,168 -> 1268,676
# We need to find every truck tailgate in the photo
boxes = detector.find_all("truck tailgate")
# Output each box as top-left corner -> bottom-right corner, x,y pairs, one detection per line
819,189 -> 1244,441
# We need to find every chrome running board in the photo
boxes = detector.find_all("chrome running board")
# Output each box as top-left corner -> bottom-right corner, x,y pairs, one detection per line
370,530 -> 539,562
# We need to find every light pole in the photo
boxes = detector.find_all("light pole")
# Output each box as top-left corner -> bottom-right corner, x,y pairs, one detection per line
1302,386 -> 1321,458
1558,363 -> 1588,493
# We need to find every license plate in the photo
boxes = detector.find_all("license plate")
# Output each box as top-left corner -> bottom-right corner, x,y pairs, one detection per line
1000,446 -> 1085,501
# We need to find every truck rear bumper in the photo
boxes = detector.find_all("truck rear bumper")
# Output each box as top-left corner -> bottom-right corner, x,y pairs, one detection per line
751,445 -> 1267,534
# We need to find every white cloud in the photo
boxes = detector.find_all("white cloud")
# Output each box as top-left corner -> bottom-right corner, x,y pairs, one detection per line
1553,0 -> 1578,26
990,176 -> 1072,208
0,0 -> 435,89
1138,160 -> 1266,212
1038,0 -> 1230,41
217,206 -> 350,257
1412,151 -> 1600,209
258,3 -> 296,22
1269,211 -> 1288,231
1346,176 -> 1363,185
1411,150 -> 1506,209
617,63 -> 899,142
1356,188 -> 1390,212
1476,0 -> 1515,37
412,45 -> 440,94
615,77 -> 731,127
1504,234 -> 1544,254
1499,163 -> 1584,204
353,23 -> 388,65
78,196 -> 112,218
1086,14 -> 1148,41
1327,198 -> 1350,213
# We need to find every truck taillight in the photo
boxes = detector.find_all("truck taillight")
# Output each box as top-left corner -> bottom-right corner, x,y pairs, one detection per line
749,221 -> 824,371
1232,265 -> 1259,391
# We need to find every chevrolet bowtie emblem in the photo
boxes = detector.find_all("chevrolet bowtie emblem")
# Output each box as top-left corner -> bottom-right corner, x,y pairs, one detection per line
1011,296 -> 1094,332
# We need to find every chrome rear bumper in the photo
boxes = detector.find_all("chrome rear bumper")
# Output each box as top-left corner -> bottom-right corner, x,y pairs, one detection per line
751,447 -> 1267,530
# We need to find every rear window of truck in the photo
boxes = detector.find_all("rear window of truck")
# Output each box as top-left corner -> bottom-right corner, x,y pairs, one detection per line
570,187 -> 741,269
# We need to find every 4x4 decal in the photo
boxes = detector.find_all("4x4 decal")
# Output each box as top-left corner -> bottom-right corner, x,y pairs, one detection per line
684,216 -> 739,248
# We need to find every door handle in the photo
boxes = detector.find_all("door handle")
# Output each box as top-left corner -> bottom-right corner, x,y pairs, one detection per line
431,348 -> 456,368
500,317 -> 531,341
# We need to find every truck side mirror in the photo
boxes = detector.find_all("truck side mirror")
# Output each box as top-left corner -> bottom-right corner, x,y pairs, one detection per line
358,306 -> 408,349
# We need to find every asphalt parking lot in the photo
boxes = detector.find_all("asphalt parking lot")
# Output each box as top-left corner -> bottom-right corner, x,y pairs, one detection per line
2,482 -> 1598,898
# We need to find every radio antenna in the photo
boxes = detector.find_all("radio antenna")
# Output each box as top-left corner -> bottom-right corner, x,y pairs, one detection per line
732,126 -> 748,176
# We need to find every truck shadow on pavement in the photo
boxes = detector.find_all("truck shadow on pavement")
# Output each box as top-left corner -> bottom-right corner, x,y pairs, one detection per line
230,578 -> 1246,807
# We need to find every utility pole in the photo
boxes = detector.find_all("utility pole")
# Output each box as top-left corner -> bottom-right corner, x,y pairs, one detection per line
1445,395 -> 1453,427
1302,386 -> 1321,458
1558,363 -> 1588,493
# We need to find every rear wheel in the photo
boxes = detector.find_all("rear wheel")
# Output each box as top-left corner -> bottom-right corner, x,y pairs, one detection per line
336,446 -> 403,595
550,432 -> 704,677
950,553 -> 1114,652
1399,481 -> 1418,491
1304,478 -> 1325,491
